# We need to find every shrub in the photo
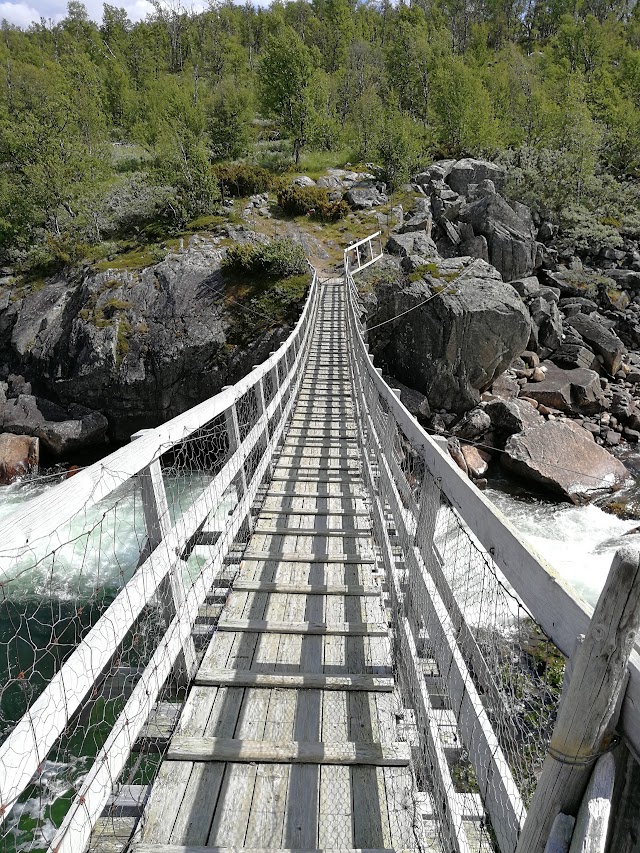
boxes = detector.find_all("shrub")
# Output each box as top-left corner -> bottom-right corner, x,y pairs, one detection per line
222,238 -> 308,279
213,164 -> 274,197
621,213 -> 640,241
276,184 -> 349,221
559,204 -> 623,252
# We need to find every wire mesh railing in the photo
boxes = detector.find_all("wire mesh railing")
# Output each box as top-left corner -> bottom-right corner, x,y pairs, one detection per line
344,241 -> 640,853
0,268 -> 319,853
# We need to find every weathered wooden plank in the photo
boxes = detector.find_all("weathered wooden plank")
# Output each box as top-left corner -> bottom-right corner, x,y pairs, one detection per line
241,552 -> 375,564
167,737 -> 410,765
567,754 -> 615,853
217,620 -> 387,636
88,817 -> 137,852
253,527 -> 371,538
259,507 -> 367,516
231,581 -> 379,595
263,490 -> 365,499
133,847 -> 402,852
195,669 -> 393,690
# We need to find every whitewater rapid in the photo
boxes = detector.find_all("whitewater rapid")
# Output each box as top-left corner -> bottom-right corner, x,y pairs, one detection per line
486,487 -> 640,607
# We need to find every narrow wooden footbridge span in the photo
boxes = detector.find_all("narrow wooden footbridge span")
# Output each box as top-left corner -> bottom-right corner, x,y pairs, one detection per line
0,235 -> 639,853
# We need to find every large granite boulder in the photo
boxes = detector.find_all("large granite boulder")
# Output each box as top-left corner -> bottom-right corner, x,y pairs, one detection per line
0,394 -> 108,456
452,407 -> 492,440
459,192 -> 542,281
368,257 -> 531,412
398,199 -> 433,235
0,433 -> 39,483
565,312 -> 625,375
528,293 -> 562,356
522,363 -> 605,415
484,398 -> 544,434
344,180 -> 388,209
608,269 -> 640,289
446,159 -> 506,197
0,235 -> 295,442
502,420 -> 628,504
386,231 -> 439,258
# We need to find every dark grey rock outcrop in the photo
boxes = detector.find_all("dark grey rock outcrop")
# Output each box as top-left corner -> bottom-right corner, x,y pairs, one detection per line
522,363 -> 605,414
344,181 -> 388,209
368,256 -> 531,412
484,398 -> 544,434
0,235 -> 300,442
386,231 -> 438,258
459,192 -> 543,281
0,394 -> 108,456
565,312 -> 626,375
446,159 -> 506,197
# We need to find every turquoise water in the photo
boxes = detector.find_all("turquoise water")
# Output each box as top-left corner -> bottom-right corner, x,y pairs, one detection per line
0,472 -> 235,851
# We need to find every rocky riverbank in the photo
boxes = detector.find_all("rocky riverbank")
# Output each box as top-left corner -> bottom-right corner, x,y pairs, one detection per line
359,157 -> 640,505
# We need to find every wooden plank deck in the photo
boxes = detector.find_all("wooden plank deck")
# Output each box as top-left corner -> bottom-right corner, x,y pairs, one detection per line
131,280 -> 426,853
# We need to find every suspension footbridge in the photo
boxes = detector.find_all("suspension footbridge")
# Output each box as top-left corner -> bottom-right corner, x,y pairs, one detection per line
0,235 -> 638,853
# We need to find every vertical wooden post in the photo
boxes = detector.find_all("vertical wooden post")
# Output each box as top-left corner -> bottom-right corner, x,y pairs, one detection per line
131,430 -> 197,686
415,471 -> 439,562
253,373 -> 271,479
516,546 -> 640,853
269,354 -> 281,423
222,391 -> 248,494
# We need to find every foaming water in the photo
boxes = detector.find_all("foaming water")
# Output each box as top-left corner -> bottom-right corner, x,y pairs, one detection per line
0,472 -> 236,851
486,487 -> 639,607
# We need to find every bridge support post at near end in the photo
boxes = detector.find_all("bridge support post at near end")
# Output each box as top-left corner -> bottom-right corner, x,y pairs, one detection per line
222,390 -> 253,534
130,429 -> 197,687
516,547 -> 640,853
252,371 -> 272,481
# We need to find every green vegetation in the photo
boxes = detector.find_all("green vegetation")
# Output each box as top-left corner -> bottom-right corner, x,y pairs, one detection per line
222,237 -> 308,279
213,164 -> 274,198
408,262 -> 442,282
1,0 -> 640,274
277,185 -> 350,222
223,268 -> 310,349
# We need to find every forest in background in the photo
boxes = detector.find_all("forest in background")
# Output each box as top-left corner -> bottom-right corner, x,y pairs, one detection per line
1,0 -> 640,275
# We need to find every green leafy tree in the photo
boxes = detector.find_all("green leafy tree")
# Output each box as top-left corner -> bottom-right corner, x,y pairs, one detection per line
259,26 -> 315,164
428,55 -> 497,155
376,104 -> 419,191
208,79 -> 255,161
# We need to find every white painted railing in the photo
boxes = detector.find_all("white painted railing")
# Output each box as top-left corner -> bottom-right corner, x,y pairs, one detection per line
344,238 -> 640,853
0,267 -> 320,852
344,230 -> 384,276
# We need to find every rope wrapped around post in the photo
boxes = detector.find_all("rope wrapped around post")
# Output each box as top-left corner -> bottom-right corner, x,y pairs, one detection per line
516,546 -> 640,853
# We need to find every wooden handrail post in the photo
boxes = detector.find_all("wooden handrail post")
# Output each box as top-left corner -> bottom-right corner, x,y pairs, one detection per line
253,373 -> 271,479
130,430 -> 197,686
516,546 -> 640,853
222,393 -> 252,536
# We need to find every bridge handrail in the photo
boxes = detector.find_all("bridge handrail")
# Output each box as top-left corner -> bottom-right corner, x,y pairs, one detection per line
0,266 -> 320,849
0,266 -> 318,560
345,238 -> 640,852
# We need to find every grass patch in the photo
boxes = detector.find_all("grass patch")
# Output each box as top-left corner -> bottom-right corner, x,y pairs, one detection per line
94,243 -> 168,272
291,148 -> 356,180
116,318 -> 132,366
408,262 -> 441,282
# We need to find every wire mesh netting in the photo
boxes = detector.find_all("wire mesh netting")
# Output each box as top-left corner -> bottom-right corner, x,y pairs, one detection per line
347,267 -> 564,853
0,272 -> 316,853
